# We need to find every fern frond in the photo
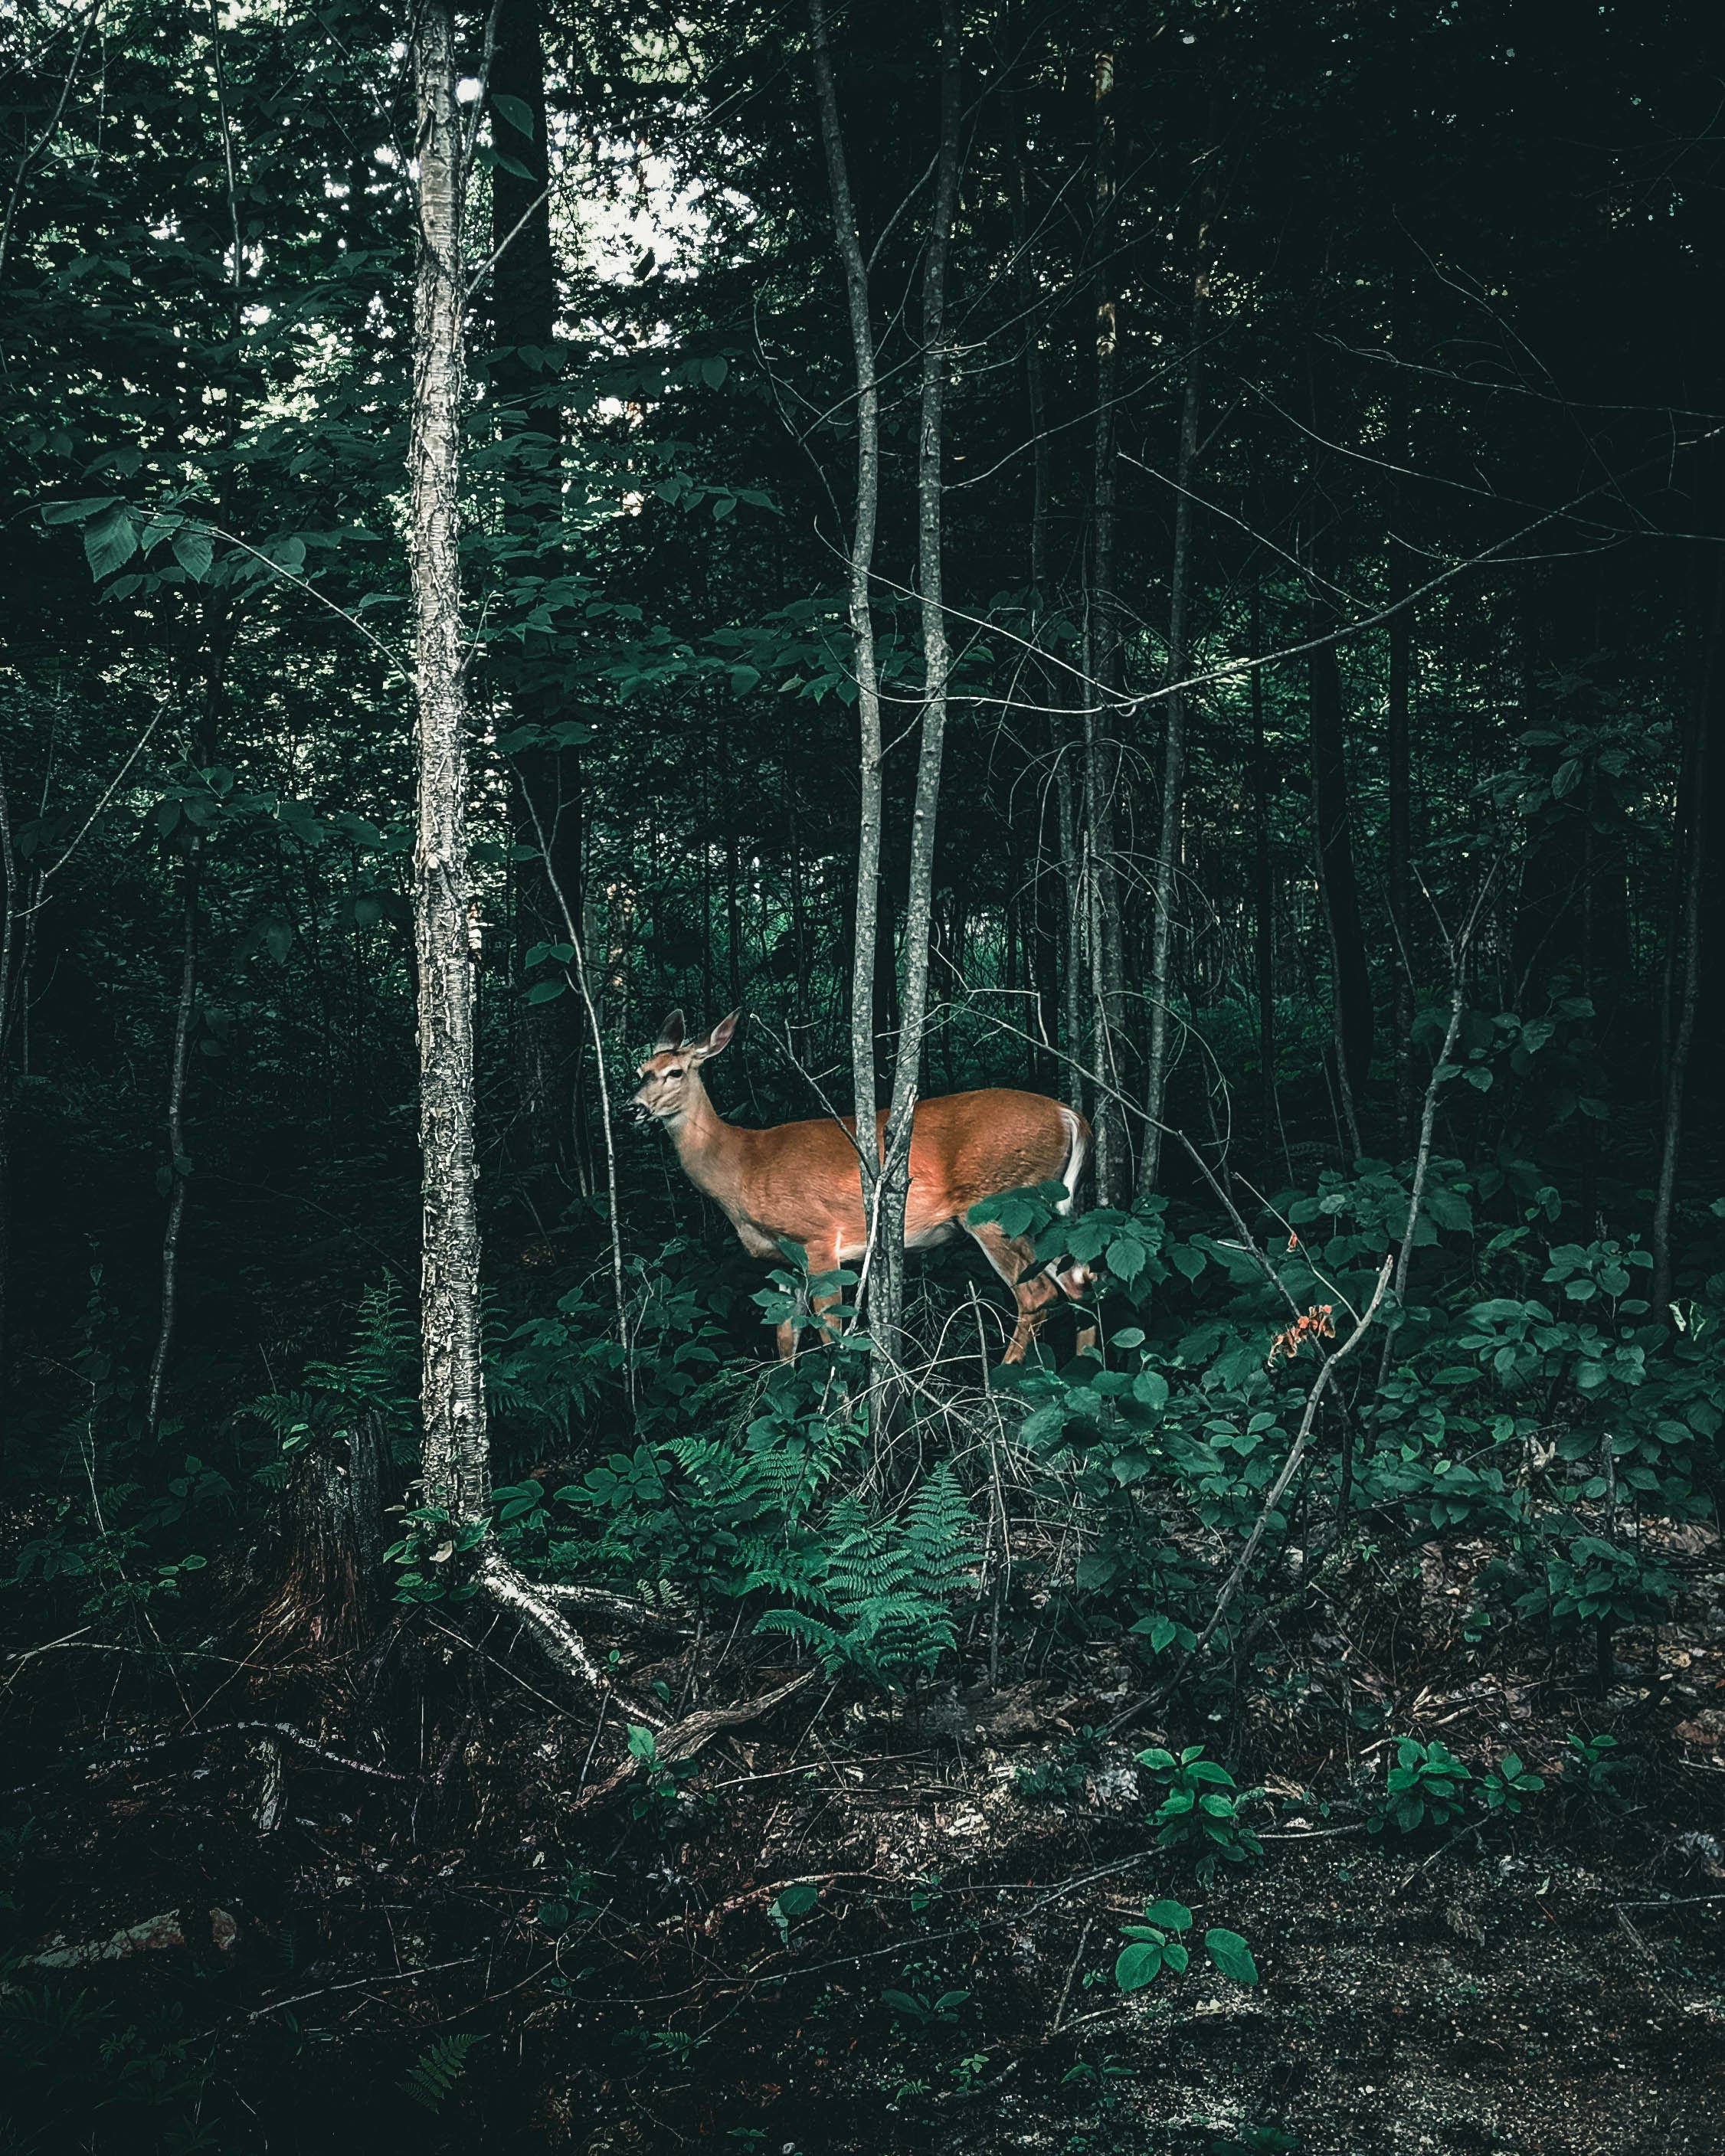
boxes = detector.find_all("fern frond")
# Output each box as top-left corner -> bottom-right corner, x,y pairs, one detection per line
398,2033 -> 483,2113
754,1607 -> 843,1660
903,1465 -> 976,1601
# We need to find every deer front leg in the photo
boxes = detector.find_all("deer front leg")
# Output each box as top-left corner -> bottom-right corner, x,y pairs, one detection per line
809,1237 -> 846,1348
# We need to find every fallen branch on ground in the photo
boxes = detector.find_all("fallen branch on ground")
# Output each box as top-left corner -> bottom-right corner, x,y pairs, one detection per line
574,1670 -> 817,1809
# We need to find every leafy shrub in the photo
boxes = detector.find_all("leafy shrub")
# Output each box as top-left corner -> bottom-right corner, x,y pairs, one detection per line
1561,1730 -> 1628,1811
882,1986 -> 970,2027
1371,1738 -> 1473,1834
1518,1535 -> 1678,1635
1114,1899 -> 1259,1992
1136,1745 -> 1264,1876
1480,1752 -> 1545,1815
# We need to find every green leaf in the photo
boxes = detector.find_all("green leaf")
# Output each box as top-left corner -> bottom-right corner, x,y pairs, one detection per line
771,1882 -> 820,1932
1114,1940 -> 1165,1992
172,526 -> 213,581
41,495 -> 119,527
492,90 -> 535,139
1204,1928 -> 1259,1985
1143,1899 -> 1192,1932
83,505 -> 139,580
526,977 -> 568,1003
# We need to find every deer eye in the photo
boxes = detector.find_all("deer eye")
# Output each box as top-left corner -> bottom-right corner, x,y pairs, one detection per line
665,1067 -> 684,1079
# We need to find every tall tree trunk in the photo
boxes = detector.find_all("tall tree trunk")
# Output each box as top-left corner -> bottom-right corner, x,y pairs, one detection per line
410,0 -> 489,1527
809,0 -> 889,1364
1249,583 -> 1276,1145
0,759 -> 25,1431
1004,14 -> 1049,603
146,842 -> 199,1438
1007,32 -> 1059,1089
492,0 -> 579,1181
878,0 -> 963,1387
408,0 -> 609,1697
1386,355 -> 1417,1141
1386,560 -> 1416,1139
1085,22 -> 1128,1203
1058,741 -> 1085,1098
1309,634 -> 1372,1153
1652,555 -> 1723,1308
1139,172 -> 1216,1195
1304,360 -> 1373,1149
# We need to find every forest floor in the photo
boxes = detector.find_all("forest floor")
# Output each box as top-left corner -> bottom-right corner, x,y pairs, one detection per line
4,1524 -> 1724,2155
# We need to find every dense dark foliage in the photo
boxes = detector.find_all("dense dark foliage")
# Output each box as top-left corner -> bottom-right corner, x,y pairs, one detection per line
2,3 -> 1723,2150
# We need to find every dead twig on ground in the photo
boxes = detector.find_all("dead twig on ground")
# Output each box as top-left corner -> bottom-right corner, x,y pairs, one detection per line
574,1670 -> 819,1811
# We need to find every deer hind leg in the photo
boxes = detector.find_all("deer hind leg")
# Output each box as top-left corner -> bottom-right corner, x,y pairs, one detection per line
964,1219 -> 1062,1363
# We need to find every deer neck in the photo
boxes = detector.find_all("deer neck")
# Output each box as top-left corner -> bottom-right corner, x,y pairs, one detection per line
666,1071 -> 746,1209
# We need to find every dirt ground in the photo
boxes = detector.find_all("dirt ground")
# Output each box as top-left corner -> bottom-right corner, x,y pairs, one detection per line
5,1572 -> 1724,2156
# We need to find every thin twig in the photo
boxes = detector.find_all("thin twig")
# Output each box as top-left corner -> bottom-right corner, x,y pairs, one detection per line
1121,1254 -> 1395,1719
515,783 -> 632,1389
247,1956 -> 477,2022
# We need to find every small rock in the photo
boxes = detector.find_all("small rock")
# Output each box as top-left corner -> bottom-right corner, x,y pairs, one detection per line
1090,1764 -> 1141,1810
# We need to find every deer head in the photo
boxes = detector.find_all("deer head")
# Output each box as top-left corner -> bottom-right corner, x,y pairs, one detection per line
630,1009 -> 739,1124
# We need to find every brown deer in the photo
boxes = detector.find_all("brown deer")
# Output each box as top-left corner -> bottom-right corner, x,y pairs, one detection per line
630,1010 -> 1094,1361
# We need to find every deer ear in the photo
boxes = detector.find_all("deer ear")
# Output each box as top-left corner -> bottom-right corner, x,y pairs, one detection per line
655,1009 -> 687,1052
695,1009 -> 740,1059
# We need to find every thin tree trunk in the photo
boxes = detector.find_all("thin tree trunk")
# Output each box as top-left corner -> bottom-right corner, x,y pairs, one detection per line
1387,576 -> 1415,1135
410,1 -> 489,1528
1310,633 -> 1370,1157
1058,739 -> 1085,1099
146,842 -> 200,1438
726,824 -> 745,1016
1304,355 -> 1373,1153
492,0 -> 579,1180
1139,173 -> 1216,1195
1386,358 -> 1417,1141
1652,556 -> 1723,1308
878,0 -> 963,1387
1004,16 -> 1049,601
809,0 -> 889,1366
0,758 -> 25,1429
1249,584 -> 1276,1144
1007,38 -> 1059,1090
408,0 -> 611,1700
1085,23 -> 1128,1204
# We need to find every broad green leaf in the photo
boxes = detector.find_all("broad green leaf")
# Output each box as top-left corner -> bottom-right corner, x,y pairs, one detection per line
172,527 -> 213,581
83,506 -> 139,580
492,90 -> 535,138
1115,1940 -> 1165,1992
1204,1928 -> 1259,1985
